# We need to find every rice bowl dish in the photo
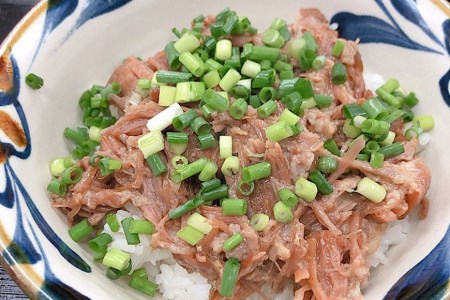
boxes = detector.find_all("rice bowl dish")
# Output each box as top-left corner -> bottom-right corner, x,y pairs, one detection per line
0,1 -> 449,300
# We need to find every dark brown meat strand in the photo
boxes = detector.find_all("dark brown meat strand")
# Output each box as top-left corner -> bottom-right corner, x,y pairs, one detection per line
52,8 -> 431,300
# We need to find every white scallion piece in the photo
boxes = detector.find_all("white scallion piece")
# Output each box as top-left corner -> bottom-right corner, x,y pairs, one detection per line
219,136 -> 233,159
146,102 -> 184,132
356,177 -> 386,203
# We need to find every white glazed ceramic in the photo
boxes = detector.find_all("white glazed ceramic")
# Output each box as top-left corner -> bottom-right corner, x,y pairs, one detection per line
0,1 -> 449,299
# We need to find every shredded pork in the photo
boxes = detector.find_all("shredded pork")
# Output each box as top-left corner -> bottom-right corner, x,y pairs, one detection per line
52,8 -> 431,300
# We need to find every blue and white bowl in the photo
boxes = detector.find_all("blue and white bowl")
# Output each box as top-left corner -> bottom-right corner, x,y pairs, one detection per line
0,0 -> 449,299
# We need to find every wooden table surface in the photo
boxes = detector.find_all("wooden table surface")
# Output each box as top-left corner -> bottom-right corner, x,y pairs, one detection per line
1,1 -> 39,298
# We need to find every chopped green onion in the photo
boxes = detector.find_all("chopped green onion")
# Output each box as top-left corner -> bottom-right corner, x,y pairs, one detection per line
169,143 -> 188,155
378,142 -> 405,158
156,71 -> 193,84
331,62 -> 347,85
198,160 -> 218,181
219,136 -> 233,159
308,170 -> 333,195
215,39 -> 233,61
413,115 -> 435,132
223,233 -> 244,252
377,79 -> 399,94
279,69 -> 294,80
197,133 -> 217,149
318,156 -> 337,174
241,60 -> 261,77
174,32 -> 200,53
357,153 -> 369,161
279,109 -> 300,125
249,46 -> 280,62
257,100 -> 277,119
314,94 -> 332,108
25,73 -> 44,89
252,69 -> 276,88
405,126 -> 423,141
191,117 -> 212,135
171,155 -> 189,170
106,213 -> 120,232
202,89 -> 229,112
266,120 -> 294,142
295,78 -> 314,98
129,277 -> 158,296
288,38 -> 306,61
273,60 -> 293,72
362,140 -> 381,154
187,213 -> 212,234
222,198 -> 248,216
262,28 -> 285,48
278,188 -> 299,207
49,157 -> 67,177
172,109 -> 198,131
102,248 -> 131,271
64,127 -> 89,145
294,177 -> 317,202
249,95 -> 262,108
342,103 -> 367,119
88,126 -> 102,142
277,78 -> 297,98
312,55 -> 326,69
343,119 -> 362,138
165,42 -> 181,70
138,131 -> 165,158
205,58 -> 223,71
167,132 -> 189,144
99,157 -> 122,176
355,177 -> 386,203
68,219 -> 93,242
300,98 -> 317,110
121,217 -> 140,245
199,184 -> 229,202
273,201 -> 293,223
352,116 -> 367,128
88,233 -> 113,260
241,162 -> 271,183
259,59 -> 272,70
129,219 -> 156,235
200,178 -> 222,194
331,39 -> 345,57
203,70 -> 221,88
60,166 -> 83,185
403,92 -> 419,107
219,68 -> 241,92
361,98 -> 387,119
179,52 -> 206,77
221,156 -> 240,176
237,180 -> 254,196
199,103 -> 214,118
250,213 -> 269,231
370,152 -> 385,169
379,131 -> 396,146
361,119 -> 390,135
171,157 -> 208,183
219,258 -> 241,297
229,98 -> 248,120
168,197 -> 201,219
258,87 -> 277,103
376,88 -> 402,106
175,81 -> 206,103
177,225 -> 205,245
231,82 -> 251,99
106,261 -> 132,280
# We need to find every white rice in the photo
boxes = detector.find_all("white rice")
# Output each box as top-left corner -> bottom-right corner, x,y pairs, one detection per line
369,216 -> 411,268
102,210 -> 211,300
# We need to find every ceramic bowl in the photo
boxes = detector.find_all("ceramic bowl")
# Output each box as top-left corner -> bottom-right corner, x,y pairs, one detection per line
0,0 -> 449,299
